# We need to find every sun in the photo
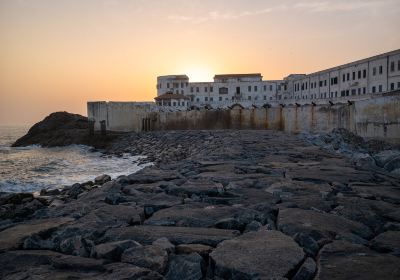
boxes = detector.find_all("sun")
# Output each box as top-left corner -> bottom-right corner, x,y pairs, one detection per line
185,66 -> 214,82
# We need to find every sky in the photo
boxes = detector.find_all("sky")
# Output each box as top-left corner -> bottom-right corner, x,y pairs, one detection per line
0,0 -> 399,125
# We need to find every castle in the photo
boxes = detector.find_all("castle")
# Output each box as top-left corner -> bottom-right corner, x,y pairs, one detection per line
155,49 -> 400,109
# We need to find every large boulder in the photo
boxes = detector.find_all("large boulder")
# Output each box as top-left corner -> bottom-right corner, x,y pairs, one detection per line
91,240 -> 141,261
278,208 -> 373,253
370,231 -> 400,256
209,229 -> 305,279
318,240 -> 400,279
0,217 -> 73,252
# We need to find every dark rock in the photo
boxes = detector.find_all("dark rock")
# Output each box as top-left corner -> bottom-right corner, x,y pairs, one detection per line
59,235 -> 93,257
278,208 -> 373,249
292,257 -> 316,280
51,254 -> 107,271
0,217 -> 73,252
128,167 -> 181,184
370,231 -> 400,256
103,225 -> 240,247
176,244 -> 212,258
91,240 -> 141,261
209,229 -> 304,279
152,237 -> 175,254
100,263 -> 164,279
318,240 -> 400,280
167,180 -> 224,197
0,192 -> 33,206
214,218 -> 241,230
95,174 -> 111,185
244,220 -> 262,232
165,253 -> 204,280
121,244 -> 168,273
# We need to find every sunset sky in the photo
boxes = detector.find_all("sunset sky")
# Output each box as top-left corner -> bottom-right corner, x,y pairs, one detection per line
1,0 -> 399,125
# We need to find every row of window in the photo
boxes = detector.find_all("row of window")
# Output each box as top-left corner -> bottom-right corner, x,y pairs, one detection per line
191,95 -> 273,103
158,101 -> 188,106
189,85 -> 276,93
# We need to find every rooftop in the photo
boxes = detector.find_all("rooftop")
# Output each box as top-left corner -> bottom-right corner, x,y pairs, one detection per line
155,93 -> 190,101
214,73 -> 262,79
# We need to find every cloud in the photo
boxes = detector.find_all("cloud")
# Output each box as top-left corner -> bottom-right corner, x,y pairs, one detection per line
167,0 -> 393,23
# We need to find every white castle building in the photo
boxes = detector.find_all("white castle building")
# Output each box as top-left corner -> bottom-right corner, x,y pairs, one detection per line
155,49 -> 400,109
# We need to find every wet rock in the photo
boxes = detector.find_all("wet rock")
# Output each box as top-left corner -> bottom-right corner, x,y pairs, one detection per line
292,257 -> 316,280
318,240 -> 400,280
91,240 -> 142,261
165,253 -> 204,280
103,225 -> 240,247
121,244 -> 168,273
0,217 -> 73,252
95,174 -> 111,185
370,231 -> 400,256
209,229 -> 304,279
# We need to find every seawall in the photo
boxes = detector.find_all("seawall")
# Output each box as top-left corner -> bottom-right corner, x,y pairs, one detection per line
87,92 -> 400,142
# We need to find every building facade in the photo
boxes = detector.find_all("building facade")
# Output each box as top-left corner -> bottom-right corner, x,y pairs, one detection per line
156,49 -> 400,109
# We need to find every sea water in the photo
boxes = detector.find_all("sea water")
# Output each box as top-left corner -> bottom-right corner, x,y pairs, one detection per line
0,126 -> 146,193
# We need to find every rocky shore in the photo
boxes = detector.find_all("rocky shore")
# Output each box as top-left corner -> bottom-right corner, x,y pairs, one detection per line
2,127 -> 400,279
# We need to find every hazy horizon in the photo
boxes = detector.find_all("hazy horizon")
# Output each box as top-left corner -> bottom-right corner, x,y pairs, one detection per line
1,0 -> 400,126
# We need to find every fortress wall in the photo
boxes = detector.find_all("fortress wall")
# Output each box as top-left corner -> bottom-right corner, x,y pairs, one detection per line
153,94 -> 400,142
87,94 -> 400,142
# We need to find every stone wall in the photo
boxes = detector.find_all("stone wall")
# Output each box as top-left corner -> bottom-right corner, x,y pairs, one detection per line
152,93 -> 400,142
87,92 -> 400,142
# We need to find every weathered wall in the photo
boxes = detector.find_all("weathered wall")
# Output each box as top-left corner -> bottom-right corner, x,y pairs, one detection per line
87,93 -> 400,142
152,93 -> 400,142
87,101 -> 156,132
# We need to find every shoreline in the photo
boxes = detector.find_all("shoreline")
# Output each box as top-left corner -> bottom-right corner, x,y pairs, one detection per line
1,128 -> 400,279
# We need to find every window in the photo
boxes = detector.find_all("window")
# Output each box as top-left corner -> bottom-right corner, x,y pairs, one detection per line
319,81 -> 323,87
324,80 -> 327,87
341,90 -> 345,97
353,72 -> 355,80
363,69 -> 367,78
305,83 -> 308,90
301,83 -> 304,90
210,87 -> 213,92
254,86 -> 258,92
205,87 -> 208,92
398,82 -> 400,89
379,66 -> 383,74
346,90 -> 349,96
167,83 -> 170,88
358,71 -> 361,79
373,67 -> 376,76
347,73 -> 350,80
263,95 -> 266,100
205,97 -> 208,101
277,85 -> 281,90
398,61 -> 400,71
210,97 -> 213,101
263,85 -> 266,91
219,87 -> 228,94
181,82 -> 184,88
358,88 -> 361,95
363,87 -> 366,94
190,87 -> 194,93
391,61 -> 395,72
379,85 -> 382,92
391,83 -> 395,90
173,102 -> 176,106
352,89 -> 356,95
181,90 -> 184,94
196,87 -> 199,93
219,97 -> 222,101
196,98 -> 199,102
248,96 -> 251,100
372,86 -> 376,93
248,86 -> 251,92
173,83 -> 179,88
270,85 -> 273,91
342,74 -> 345,82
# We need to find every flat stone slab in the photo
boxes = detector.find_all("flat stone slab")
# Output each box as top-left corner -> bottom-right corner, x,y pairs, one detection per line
278,208 -> 373,244
209,229 -> 305,279
318,240 -> 400,280
103,225 -> 240,247
0,217 -> 73,252
144,203 -> 265,229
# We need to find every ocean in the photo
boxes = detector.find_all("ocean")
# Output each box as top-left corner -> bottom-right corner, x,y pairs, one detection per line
0,126 -> 147,193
